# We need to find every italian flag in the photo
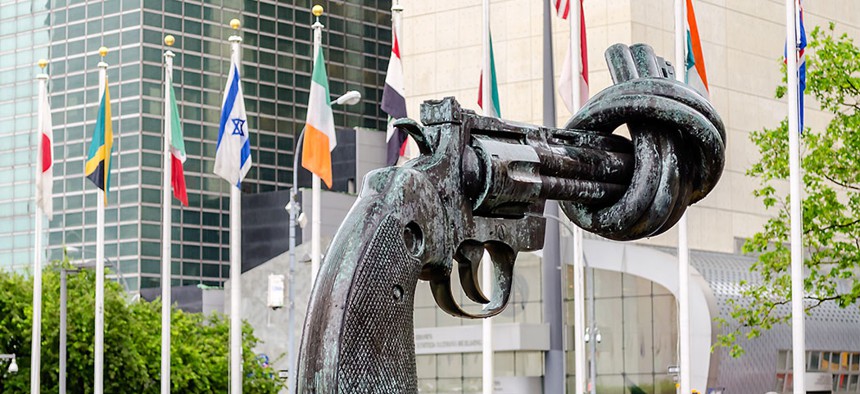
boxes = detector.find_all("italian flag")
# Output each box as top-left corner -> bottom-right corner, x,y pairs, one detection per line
301,46 -> 337,188
167,77 -> 188,206
685,0 -> 709,99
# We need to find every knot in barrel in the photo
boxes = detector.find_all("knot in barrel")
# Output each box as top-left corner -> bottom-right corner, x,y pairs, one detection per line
559,43 -> 726,241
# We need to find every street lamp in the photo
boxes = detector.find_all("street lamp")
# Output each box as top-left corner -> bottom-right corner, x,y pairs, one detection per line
0,353 -> 17,391
333,90 -> 361,106
286,90 -> 361,393
0,354 -> 17,375
58,259 -> 117,394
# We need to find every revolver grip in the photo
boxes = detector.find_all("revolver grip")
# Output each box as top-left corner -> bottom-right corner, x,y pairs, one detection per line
297,169 -> 440,393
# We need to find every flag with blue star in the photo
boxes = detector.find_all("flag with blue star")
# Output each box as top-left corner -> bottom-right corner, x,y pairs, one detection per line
231,118 -> 246,136
214,47 -> 252,188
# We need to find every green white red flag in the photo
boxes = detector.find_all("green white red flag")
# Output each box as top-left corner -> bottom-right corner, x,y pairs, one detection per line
167,74 -> 188,205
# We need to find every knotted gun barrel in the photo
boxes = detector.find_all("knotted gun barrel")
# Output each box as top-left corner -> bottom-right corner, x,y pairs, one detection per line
455,43 -> 725,240
559,43 -> 725,240
296,43 -> 725,393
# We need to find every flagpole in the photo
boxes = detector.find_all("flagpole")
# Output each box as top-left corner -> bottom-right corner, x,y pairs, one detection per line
568,1 -> 587,393
287,151 -> 299,394
94,45 -> 108,394
160,35 -> 176,394
393,2 -> 403,45
480,1 -> 494,393
785,0 -> 805,392
31,58 -> 50,394
541,2 -> 566,393
310,7 -> 324,285
226,19 -> 245,394
671,1 -> 693,393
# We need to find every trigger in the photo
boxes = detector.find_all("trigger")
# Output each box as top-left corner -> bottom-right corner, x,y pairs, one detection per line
455,243 -> 490,305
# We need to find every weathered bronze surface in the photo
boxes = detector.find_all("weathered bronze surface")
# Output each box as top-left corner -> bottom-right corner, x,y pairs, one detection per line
296,43 -> 725,393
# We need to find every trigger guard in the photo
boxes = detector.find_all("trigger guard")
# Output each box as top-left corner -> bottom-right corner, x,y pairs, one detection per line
429,242 -> 516,319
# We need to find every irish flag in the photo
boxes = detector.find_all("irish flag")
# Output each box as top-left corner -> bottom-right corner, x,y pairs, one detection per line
167,74 -> 188,206
685,0 -> 709,99
301,45 -> 337,188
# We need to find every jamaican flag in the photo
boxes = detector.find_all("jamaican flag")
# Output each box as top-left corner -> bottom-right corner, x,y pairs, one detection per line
85,78 -> 113,202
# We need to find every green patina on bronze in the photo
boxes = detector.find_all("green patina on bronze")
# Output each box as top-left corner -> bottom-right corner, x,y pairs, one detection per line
296,43 -> 725,393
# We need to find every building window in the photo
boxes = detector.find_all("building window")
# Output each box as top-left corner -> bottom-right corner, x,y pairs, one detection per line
777,350 -> 860,393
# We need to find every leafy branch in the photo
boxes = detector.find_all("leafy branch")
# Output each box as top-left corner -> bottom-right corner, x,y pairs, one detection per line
717,24 -> 860,356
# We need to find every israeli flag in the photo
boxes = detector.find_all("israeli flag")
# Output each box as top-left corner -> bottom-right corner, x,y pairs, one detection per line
214,58 -> 252,188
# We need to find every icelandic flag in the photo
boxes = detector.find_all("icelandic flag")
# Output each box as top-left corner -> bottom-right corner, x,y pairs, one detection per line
382,25 -> 408,167
301,45 -> 337,188
784,0 -> 807,131
557,0 -> 589,113
36,76 -> 53,219
214,49 -> 252,188
685,0 -> 710,99
85,78 -> 113,203
478,31 -> 502,117
167,73 -> 188,206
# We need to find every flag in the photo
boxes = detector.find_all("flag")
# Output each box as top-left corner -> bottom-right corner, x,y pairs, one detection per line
167,75 -> 188,206
784,0 -> 807,131
382,25 -> 408,166
553,0 -> 570,19
36,77 -> 53,219
685,0 -> 710,99
214,50 -> 252,188
478,31 -> 501,117
85,79 -> 113,202
302,46 -> 337,188
558,0 -> 589,113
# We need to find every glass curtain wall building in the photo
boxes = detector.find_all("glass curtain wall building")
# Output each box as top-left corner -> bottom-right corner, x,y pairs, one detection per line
0,0 -> 393,291
0,1 -> 51,269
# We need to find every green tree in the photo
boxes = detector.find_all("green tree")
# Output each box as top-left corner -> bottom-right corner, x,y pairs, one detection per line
717,24 -> 860,357
0,260 -> 284,393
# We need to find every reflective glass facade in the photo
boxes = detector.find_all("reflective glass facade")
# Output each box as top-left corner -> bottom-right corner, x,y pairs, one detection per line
583,268 -> 678,394
414,256 -> 679,394
0,0 -> 392,291
0,1 -> 51,268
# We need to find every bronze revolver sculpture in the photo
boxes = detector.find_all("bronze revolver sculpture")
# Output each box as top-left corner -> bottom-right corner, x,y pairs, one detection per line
296,43 -> 725,392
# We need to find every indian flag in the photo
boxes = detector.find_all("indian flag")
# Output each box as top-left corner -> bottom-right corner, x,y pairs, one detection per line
167,75 -> 188,206
685,0 -> 709,99
301,45 -> 337,188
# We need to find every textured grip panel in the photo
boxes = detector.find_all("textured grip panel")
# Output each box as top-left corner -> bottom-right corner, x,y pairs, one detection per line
336,214 -> 420,392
